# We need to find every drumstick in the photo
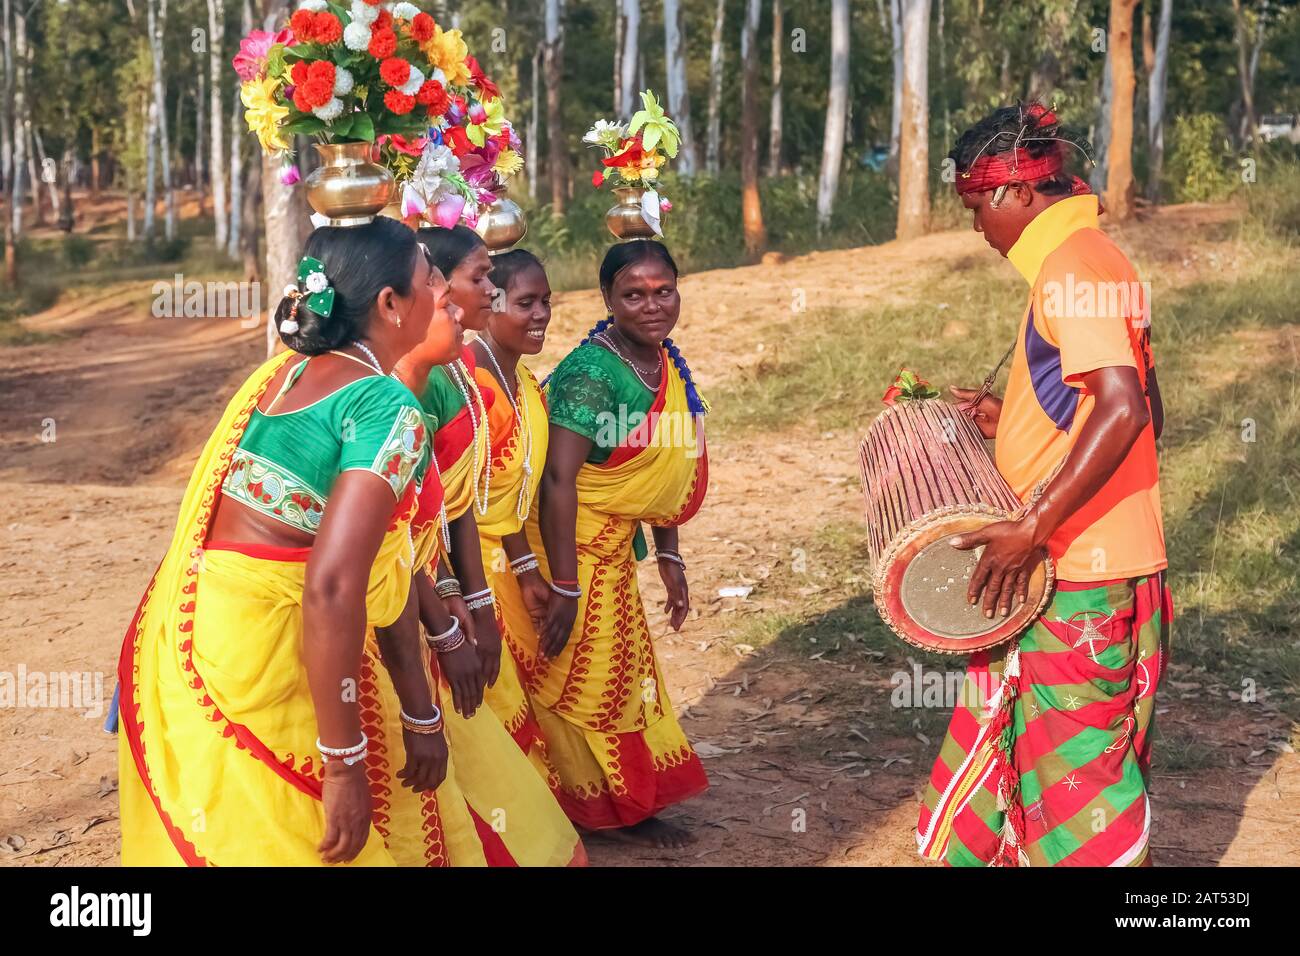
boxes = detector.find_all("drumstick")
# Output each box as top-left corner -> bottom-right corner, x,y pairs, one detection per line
962,341 -> 1015,418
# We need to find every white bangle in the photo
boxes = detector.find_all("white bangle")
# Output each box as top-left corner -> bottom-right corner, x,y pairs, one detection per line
509,552 -> 537,567
400,706 -> 443,726
426,617 -> 461,644
511,558 -> 540,576
317,733 -> 368,764
656,551 -> 686,569
549,581 -> 582,599
466,593 -> 495,612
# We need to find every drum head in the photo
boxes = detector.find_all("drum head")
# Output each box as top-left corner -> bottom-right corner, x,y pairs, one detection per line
873,508 -> 1054,654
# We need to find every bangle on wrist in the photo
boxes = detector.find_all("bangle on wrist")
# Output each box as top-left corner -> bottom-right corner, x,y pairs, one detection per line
317,733 -> 369,765
425,617 -> 466,653
400,706 -> 444,735
511,557 -> 540,576
549,580 -> 582,599
508,552 -> 537,567
434,576 -> 462,600
464,587 -> 495,612
656,550 -> 686,569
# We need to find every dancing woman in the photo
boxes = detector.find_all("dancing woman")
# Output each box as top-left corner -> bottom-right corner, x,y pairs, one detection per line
118,218 -> 449,866
529,240 -> 710,848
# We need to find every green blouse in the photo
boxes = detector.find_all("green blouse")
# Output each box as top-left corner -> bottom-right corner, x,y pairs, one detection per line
547,342 -> 655,465
221,363 -> 429,536
419,361 -> 471,431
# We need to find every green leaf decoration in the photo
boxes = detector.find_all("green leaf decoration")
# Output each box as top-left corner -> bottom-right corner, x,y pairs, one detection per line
350,112 -> 376,143
281,115 -> 328,137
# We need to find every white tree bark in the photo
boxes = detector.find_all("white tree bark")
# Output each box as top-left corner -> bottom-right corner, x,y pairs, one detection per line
613,0 -> 623,116
662,0 -> 696,175
527,42 -> 539,200
1146,0 -> 1171,202
888,0 -> 903,176
1090,46 -> 1112,194
767,0 -> 783,176
896,0 -> 930,240
816,0 -> 849,231
2,0 -> 11,196
209,0 -> 228,247
147,0 -> 176,239
228,85 -> 243,258
195,69 -> 206,201
705,0 -> 724,175
618,0 -> 639,120
10,5 -> 25,238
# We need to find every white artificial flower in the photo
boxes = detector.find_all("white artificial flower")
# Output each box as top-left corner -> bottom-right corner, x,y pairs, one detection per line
305,271 -> 329,294
409,142 -> 460,205
333,67 -> 354,96
583,118 -> 627,148
399,66 -> 424,97
349,1 -> 379,25
313,97 -> 345,122
426,67 -> 447,87
392,2 -> 420,20
297,0 -> 327,10
343,21 -> 371,51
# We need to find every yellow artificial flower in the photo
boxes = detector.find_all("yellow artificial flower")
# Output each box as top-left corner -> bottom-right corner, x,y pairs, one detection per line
493,148 -> 524,179
422,25 -> 471,87
466,97 -> 506,148
241,76 -> 289,153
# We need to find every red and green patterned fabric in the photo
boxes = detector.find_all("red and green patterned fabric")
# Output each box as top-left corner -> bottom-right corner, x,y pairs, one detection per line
917,573 -> 1171,867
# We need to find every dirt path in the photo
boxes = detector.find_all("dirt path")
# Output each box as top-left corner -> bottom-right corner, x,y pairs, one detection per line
2,202 -> 1295,867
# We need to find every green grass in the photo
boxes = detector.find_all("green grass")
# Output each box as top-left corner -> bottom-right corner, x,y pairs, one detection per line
707,205 -> 1300,724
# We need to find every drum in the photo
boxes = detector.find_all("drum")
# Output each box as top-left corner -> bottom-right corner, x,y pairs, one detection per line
857,399 -> 1054,654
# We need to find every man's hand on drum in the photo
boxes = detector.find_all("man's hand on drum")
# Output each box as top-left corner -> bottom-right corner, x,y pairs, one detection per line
950,386 -> 1002,440
950,518 -> 1039,618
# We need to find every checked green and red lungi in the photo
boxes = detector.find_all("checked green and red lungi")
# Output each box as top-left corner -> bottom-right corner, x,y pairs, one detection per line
917,573 -> 1171,867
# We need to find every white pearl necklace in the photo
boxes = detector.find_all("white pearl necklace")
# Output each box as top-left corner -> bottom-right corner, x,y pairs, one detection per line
478,338 -> 536,523
444,359 -> 490,516
595,330 -> 662,391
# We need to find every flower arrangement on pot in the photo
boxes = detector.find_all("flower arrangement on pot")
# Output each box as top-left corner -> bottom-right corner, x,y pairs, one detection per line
585,90 -> 679,239
233,1 -> 523,228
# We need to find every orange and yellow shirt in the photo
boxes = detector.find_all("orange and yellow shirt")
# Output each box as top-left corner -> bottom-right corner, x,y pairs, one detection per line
996,194 -> 1166,581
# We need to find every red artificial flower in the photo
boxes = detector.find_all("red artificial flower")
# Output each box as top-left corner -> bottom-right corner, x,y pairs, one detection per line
368,28 -> 397,59
292,84 -> 314,113
602,137 -> 645,169
361,0 -> 381,6
290,60 -> 310,86
383,133 -> 427,157
288,8 -> 315,42
444,124 -> 472,157
881,385 -> 903,407
379,57 -> 411,88
302,78 -> 334,109
383,90 -> 416,115
306,60 -> 336,88
416,79 -> 449,114
410,12 -> 435,42
466,56 -> 500,99
374,9 -> 393,30
592,169 -> 606,187
313,11 -> 343,45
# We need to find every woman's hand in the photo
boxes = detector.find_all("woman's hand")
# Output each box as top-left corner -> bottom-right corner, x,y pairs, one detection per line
949,386 -> 1003,440
318,761 -> 373,864
437,641 -> 484,718
517,568 -> 552,632
443,592 -> 476,644
472,608 -> 503,688
539,592 -> 579,660
658,559 -> 690,631
397,728 -> 449,793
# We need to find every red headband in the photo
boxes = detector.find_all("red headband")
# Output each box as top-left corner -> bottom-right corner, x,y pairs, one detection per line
955,150 -> 1064,195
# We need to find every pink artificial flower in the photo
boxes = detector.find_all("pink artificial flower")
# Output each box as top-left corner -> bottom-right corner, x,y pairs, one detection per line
279,163 -> 301,186
468,103 -> 487,125
660,197 -> 673,212
433,195 -> 466,229
233,29 -> 293,82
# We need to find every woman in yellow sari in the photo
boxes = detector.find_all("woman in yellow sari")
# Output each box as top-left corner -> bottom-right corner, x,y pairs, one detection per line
119,219 -> 452,865
529,240 -> 710,848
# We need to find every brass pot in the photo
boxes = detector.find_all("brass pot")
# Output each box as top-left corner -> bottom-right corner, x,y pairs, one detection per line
474,195 -> 528,252
605,186 -> 660,240
304,141 -> 394,227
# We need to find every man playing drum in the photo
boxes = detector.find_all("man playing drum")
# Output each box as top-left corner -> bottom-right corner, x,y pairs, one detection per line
916,104 -> 1171,867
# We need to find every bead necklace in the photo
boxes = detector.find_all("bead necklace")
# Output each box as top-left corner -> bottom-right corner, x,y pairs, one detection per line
477,337 -> 536,522
329,341 -> 383,375
594,329 -> 662,391
443,359 -> 491,516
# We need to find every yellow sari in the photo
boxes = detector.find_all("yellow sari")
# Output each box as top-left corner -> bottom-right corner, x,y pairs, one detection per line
119,353 -> 581,866
468,363 -> 558,785
518,354 -> 710,829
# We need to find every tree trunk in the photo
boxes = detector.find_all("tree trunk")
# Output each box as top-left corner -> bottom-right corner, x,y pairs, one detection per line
887,0 -> 903,178
1231,0 -> 1260,145
1090,47 -> 1112,194
896,0 -> 930,240
1103,0 -> 1139,220
705,0 -> 724,176
33,128 -> 59,220
1,0 -> 11,199
544,0 -> 566,215
229,86 -> 243,258
613,0 -> 623,116
196,69 -> 206,209
663,0 -> 697,175
527,43 -> 539,200
149,0 -> 176,240
209,0 -> 228,247
10,5 -> 26,238
618,0 -> 639,120
240,147 -> 260,281
1146,0 -> 1172,202
816,0 -> 849,232
739,0 -> 765,258
767,0 -> 783,176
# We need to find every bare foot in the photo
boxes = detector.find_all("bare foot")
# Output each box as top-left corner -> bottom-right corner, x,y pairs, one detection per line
590,817 -> 695,850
